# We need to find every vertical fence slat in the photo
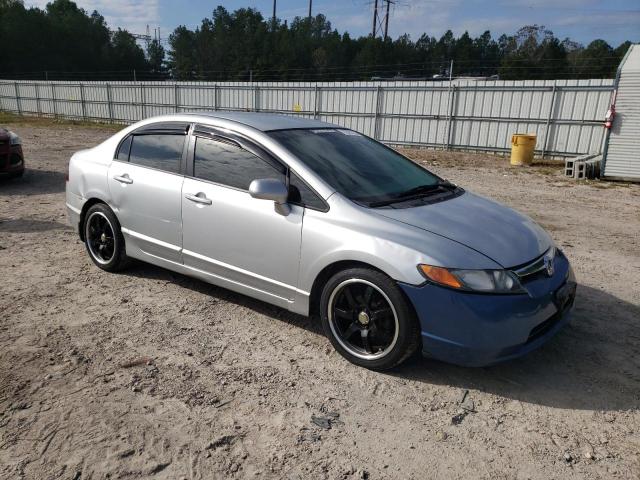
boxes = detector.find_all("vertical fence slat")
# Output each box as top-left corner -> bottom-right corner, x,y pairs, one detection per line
140,84 -> 146,119
14,82 -> 21,114
541,83 -> 557,158
80,83 -> 87,120
445,86 -> 457,150
313,84 -> 320,119
35,83 -> 41,116
254,85 -> 260,112
51,83 -> 58,118
373,85 -> 382,140
106,83 -> 113,123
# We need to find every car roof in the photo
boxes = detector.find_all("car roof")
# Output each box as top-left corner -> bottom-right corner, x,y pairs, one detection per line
181,111 -> 341,132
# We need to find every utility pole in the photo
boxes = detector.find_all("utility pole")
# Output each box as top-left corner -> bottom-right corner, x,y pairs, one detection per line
272,0 -> 277,28
384,0 -> 391,39
372,0 -> 378,37
308,0 -> 312,21
372,0 -> 394,39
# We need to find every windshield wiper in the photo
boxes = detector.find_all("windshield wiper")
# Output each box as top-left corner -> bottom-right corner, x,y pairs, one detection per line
397,181 -> 456,198
366,181 -> 457,207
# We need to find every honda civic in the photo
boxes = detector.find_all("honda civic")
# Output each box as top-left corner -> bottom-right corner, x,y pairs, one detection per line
65,112 -> 576,370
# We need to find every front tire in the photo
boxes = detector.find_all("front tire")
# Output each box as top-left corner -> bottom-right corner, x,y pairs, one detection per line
83,203 -> 129,272
320,268 -> 420,370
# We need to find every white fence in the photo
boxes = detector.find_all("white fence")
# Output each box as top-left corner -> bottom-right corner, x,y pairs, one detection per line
0,79 -> 614,158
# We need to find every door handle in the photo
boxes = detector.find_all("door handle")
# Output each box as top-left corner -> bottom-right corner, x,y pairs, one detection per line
185,193 -> 212,205
113,174 -> 133,184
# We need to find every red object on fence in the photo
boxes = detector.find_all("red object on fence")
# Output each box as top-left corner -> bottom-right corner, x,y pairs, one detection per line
604,104 -> 615,129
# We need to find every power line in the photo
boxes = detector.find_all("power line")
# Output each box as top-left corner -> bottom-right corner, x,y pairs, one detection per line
0,58 -> 620,82
0,55 -> 622,77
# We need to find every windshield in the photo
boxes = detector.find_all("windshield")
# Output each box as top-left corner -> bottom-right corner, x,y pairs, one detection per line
268,129 -> 443,205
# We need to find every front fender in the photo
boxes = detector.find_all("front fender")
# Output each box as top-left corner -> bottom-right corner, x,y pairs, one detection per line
292,195 -> 502,316
301,243 -> 426,294
297,201 -> 501,294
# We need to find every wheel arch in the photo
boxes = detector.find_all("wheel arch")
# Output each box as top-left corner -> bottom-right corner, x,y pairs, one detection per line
308,260 -> 390,318
78,197 -> 110,241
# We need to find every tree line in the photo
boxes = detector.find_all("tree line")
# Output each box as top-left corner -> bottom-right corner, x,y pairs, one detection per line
0,0 -> 164,80
0,0 -> 633,81
168,10 -> 631,81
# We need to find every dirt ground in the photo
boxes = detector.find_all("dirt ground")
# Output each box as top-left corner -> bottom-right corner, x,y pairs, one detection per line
1,119 -> 639,480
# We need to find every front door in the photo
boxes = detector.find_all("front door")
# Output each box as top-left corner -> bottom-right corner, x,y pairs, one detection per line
181,132 -> 304,304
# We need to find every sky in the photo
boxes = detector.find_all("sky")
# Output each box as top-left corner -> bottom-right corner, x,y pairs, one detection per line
26,0 -> 640,47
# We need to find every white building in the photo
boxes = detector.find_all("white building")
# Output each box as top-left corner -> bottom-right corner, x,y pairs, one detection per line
603,44 -> 640,181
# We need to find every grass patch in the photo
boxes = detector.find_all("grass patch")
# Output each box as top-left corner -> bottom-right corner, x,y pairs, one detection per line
0,111 -> 123,131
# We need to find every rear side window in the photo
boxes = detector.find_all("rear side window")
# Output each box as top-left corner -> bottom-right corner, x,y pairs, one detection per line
128,134 -> 185,174
289,172 -> 326,210
116,135 -> 132,161
194,136 -> 284,190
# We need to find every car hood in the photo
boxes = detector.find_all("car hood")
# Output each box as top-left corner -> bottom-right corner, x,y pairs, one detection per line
373,191 -> 552,268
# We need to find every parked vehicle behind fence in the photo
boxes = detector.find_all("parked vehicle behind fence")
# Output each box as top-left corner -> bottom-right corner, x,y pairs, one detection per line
65,112 -> 576,370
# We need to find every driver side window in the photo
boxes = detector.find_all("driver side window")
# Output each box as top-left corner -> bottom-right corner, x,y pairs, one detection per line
193,136 -> 284,190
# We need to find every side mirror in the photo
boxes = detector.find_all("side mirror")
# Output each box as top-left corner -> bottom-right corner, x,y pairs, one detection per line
248,178 -> 291,216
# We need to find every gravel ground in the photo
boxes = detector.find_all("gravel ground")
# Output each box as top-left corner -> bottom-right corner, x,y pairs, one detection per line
1,121 -> 639,480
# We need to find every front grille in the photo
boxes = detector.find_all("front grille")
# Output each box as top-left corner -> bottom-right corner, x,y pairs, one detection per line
511,248 -> 553,279
518,266 -> 548,284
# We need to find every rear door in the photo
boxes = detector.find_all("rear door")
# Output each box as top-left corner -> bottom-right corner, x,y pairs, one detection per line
181,126 -> 304,304
108,123 -> 189,263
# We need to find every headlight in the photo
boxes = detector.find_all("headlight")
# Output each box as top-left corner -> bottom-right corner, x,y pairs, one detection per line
8,131 -> 22,146
418,264 -> 525,294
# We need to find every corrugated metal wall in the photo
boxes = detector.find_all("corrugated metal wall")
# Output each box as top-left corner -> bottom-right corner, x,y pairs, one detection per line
0,78 -> 614,158
603,45 -> 640,180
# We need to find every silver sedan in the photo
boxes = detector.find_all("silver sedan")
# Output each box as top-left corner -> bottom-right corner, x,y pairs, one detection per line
66,112 -> 575,370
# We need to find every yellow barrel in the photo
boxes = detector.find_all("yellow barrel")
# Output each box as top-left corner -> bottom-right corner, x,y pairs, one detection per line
510,133 -> 537,166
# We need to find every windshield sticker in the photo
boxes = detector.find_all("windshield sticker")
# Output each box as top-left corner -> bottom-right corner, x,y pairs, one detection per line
339,130 -> 361,136
311,129 -> 337,134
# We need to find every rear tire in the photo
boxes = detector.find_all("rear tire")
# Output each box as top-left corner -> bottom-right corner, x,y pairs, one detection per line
320,267 -> 420,371
83,203 -> 129,272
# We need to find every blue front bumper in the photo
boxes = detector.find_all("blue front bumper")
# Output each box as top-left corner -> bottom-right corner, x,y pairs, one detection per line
400,251 -> 576,367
